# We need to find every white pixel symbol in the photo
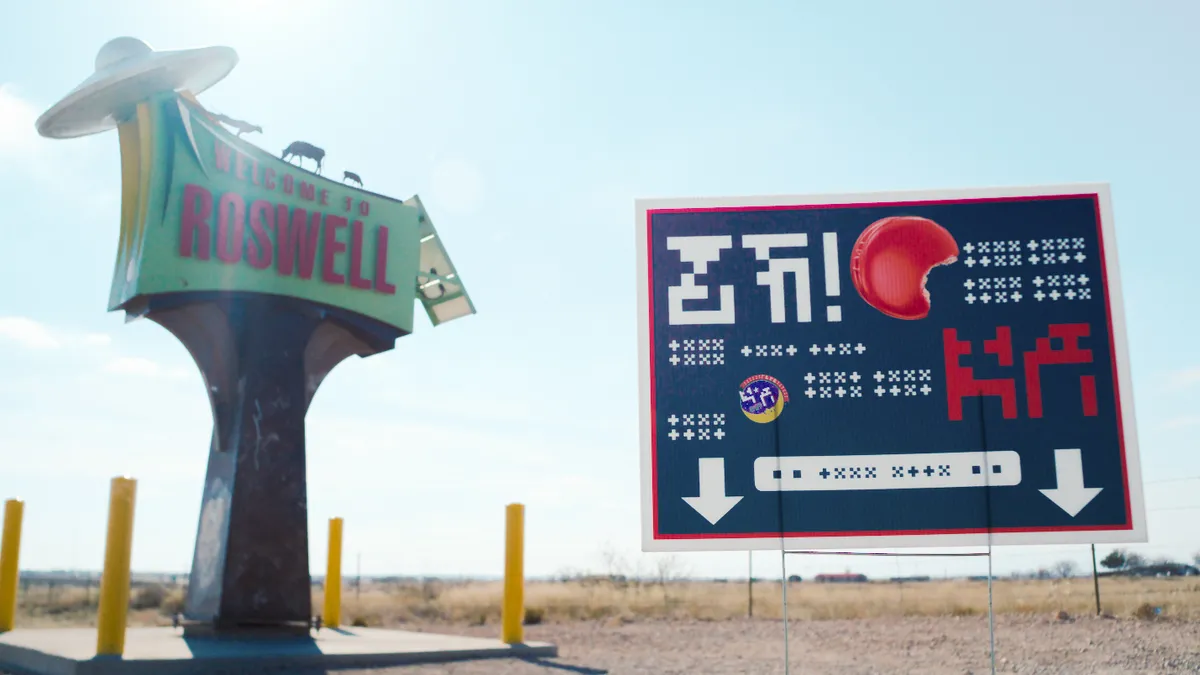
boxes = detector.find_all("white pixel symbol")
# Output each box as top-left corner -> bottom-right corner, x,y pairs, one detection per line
742,233 -> 812,324
667,236 -> 736,325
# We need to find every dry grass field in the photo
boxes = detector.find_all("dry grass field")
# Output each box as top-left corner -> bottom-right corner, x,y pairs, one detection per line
329,576 -> 1200,626
6,577 -> 1198,674
9,575 -> 1199,629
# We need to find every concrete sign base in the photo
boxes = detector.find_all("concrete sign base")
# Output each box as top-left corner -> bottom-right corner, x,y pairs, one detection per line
0,626 -> 557,674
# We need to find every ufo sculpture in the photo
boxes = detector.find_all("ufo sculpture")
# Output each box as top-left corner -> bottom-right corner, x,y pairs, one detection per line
36,37 -> 238,139
36,38 -> 475,635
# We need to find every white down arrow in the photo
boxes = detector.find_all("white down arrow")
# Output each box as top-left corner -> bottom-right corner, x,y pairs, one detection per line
683,458 -> 743,525
1039,448 -> 1103,517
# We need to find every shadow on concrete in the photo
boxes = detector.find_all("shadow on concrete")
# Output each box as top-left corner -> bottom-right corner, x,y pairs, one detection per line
519,658 -> 609,674
182,635 -> 323,657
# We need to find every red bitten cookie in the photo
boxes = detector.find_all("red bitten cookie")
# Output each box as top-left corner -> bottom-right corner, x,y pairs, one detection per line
850,216 -> 959,320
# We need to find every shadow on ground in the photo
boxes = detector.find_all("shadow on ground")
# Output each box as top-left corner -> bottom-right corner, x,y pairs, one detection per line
302,658 -> 608,675
518,658 -> 607,674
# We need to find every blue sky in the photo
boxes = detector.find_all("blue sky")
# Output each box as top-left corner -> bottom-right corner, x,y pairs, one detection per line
1,0 -> 1197,582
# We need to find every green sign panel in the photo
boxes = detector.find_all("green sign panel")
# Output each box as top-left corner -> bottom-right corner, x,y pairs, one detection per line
110,93 -> 450,334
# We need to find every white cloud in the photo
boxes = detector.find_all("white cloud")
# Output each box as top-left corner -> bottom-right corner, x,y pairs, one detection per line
0,316 -> 62,349
0,84 -> 119,212
102,356 -> 189,379
1163,415 -> 1200,430
0,316 -> 111,351
1167,367 -> 1200,391
0,84 -> 39,158
81,333 -> 113,347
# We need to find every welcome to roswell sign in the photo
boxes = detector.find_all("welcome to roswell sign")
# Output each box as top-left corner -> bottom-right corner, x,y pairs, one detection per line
109,93 -> 457,333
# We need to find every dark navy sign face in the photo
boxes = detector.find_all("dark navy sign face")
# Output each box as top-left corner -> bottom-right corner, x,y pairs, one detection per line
636,186 -> 1146,552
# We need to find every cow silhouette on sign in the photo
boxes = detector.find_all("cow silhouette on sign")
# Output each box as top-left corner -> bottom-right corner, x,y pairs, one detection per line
211,112 -> 262,137
282,141 -> 325,174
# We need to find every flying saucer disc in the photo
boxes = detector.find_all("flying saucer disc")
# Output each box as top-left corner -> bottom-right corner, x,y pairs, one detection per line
36,37 -> 238,139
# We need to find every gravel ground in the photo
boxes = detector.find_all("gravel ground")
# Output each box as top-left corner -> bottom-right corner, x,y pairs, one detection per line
365,615 -> 1199,675
2,615 -> 1195,674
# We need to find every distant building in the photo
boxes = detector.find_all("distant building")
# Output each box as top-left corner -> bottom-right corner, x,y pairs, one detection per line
814,573 -> 868,583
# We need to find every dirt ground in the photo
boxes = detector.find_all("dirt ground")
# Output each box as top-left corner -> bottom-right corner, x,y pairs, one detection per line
360,614 -> 1196,675
3,615 -> 1196,674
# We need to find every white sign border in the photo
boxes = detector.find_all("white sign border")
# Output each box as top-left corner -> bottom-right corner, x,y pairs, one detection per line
636,183 -> 1147,552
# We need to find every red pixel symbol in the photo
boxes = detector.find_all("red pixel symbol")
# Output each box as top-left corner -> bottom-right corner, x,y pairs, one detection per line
943,323 -> 1098,421
1024,323 -> 1097,418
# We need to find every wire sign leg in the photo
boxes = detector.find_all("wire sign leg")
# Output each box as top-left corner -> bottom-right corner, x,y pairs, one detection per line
987,548 -> 996,675
781,549 -> 791,675
977,394 -> 997,675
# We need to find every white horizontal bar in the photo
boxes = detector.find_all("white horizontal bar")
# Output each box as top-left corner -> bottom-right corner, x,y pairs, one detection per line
753,451 -> 1022,492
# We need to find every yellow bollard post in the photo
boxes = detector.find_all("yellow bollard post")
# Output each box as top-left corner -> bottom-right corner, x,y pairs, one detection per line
501,503 -> 525,645
324,518 -> 343,628
0,499 -> 25,632
96,477 -> 137,656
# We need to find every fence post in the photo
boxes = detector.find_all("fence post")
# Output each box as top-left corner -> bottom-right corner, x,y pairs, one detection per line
501,503 -> 525,645
96,477 -> 137,656
0,499 -> 25,632
324,518 -> 343,628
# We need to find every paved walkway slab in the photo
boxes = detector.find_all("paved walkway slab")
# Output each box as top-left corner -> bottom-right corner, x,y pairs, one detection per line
0,627 -> 557,674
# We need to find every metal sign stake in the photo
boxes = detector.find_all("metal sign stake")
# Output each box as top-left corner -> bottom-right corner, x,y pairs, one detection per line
781,548 -> 791,675
978,394 -> 997,675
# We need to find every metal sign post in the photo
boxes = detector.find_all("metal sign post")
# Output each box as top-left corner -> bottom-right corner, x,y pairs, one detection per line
747,552 -> 753,618
781,551 -> 790,675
